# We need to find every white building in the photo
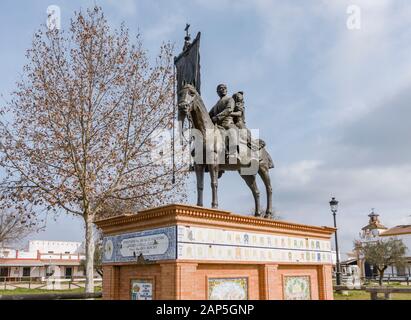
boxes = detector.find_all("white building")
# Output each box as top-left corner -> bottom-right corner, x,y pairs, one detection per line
346,210 -> 411,278
0,240 -> 87,280
28,240 -> 83,255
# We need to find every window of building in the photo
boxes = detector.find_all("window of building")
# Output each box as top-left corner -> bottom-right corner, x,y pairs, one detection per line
48,251 -> 54,254
0,267 -> 9,278
23,267 -> 31,277
65,267 -> 73,278
396,265 -> 406,276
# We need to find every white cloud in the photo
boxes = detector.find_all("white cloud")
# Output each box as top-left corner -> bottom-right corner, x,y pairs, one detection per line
252,1 -> 310,63
245,1 -> 411,126
273,160 -> 411,254
276,160 -> 323,187
311,1 -> 411,123
278,162 -> 411,205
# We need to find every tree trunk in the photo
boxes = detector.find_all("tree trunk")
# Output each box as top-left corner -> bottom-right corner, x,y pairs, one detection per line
377,266 -> 388,286
84,215 -> 95,293
378,270 -> 384,286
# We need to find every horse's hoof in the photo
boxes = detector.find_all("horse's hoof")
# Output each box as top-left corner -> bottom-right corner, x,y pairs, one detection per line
264,212 -> 273,219
254,212 -> 262,218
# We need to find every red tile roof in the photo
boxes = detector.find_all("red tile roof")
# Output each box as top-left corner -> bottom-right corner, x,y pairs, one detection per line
381,225 -> 411,236
0,259 -> 45,266
0,258 -> 81,267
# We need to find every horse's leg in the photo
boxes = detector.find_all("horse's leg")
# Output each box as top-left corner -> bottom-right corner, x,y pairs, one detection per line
209,164 -> 219,208
240,173 -> 261,217
258,166 -> 273,218
195,164 -> 204,206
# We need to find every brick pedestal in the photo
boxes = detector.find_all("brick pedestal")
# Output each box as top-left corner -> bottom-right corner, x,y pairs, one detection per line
96,204 -> 335,300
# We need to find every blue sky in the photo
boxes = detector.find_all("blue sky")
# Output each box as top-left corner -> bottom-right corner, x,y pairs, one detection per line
1,0 -> 411,256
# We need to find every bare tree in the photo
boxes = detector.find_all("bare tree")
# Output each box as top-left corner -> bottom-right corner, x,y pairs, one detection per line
356,238 -> 408,286
0,7 -> 187,293
0,209 -> 40,246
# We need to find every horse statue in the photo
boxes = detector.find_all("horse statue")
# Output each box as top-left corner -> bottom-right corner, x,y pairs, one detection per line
177,84 -> 275,218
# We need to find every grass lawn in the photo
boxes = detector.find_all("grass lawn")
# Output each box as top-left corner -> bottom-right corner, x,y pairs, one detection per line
0,286 -> 101,295
334,290 -> 411,300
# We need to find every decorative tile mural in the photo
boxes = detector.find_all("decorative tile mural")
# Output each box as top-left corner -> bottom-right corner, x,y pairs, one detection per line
130,279 -> 153,300
176,226 -> 332,264
102,225 -> 332,265
283,276 -> 311,300
208,278 -> 248,300
102,226 -> 176,263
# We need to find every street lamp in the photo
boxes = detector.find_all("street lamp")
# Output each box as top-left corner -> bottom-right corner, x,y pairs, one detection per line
329,197 -> 342,286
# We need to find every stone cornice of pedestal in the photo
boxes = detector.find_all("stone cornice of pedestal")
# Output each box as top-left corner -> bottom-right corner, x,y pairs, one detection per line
94,203 -> 336,239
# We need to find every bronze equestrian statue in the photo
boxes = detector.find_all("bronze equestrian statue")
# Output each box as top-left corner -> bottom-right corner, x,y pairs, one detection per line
178,83 -> 275,218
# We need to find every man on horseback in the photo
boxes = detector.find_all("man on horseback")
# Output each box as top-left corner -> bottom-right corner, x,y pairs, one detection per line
209,84 -> 238,163
175,28 -> 275,218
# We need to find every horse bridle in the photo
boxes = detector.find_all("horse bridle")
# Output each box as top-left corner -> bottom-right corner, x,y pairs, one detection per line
179,90 -> 196,143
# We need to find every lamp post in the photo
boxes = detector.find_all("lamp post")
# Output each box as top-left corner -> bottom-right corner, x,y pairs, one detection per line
329,197 -> 342,286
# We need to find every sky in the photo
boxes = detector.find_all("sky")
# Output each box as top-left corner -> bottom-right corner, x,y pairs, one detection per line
1,0 -> 411,257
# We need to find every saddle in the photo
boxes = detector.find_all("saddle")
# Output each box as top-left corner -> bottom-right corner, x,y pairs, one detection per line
189,126 -> 270,171
215,125 -> 265,165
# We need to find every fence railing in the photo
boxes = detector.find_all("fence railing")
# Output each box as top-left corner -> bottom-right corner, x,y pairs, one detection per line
333,275 -> 410,285
0,276 -> 102,290
381,275 -> 410,285
0,276 -> 101,281
0,292 -> 102,300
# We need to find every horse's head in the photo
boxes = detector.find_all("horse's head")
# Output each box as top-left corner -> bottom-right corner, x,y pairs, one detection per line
177,84 -> 198,123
